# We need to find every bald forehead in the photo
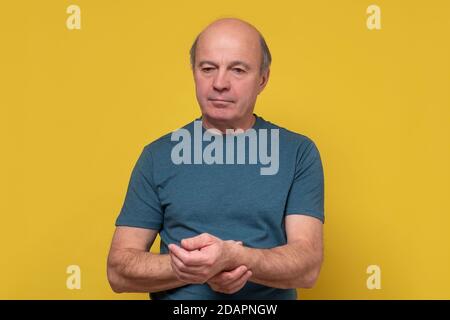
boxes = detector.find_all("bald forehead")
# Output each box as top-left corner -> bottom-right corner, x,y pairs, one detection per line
202,18 -> 260,38
195,18 -> 262,66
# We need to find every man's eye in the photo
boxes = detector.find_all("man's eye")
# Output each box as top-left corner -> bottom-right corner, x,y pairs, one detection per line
233,68 -> 245,74
202,67 -> 214,73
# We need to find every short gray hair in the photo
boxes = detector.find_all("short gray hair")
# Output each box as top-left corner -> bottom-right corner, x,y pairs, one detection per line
189,33 -> 272,74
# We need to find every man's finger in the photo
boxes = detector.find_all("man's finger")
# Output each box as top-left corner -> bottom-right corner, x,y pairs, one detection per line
210,265 -> 248,285
227,270 -> 253,293
181,233 -> 218,251
210,269 -> 252,294
170,252 -> 206,273
168,243 -> 192,261
170,252 -> 189,272
168,244 -> 192,264
169,243 -> 208,266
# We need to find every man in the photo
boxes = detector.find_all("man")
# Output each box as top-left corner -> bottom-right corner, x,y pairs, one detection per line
107,18 -> 324,300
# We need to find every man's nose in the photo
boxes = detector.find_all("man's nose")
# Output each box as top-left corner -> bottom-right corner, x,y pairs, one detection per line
212,70 -> 230,92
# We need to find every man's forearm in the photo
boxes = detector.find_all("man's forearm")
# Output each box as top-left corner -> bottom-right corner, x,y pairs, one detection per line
228,240 -> 322,289
107,248 -> 187,293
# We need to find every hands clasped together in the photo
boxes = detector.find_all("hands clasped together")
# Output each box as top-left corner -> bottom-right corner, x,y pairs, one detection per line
168,233 -> 252,294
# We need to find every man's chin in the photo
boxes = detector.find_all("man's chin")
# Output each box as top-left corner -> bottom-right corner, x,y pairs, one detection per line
202,108 -> 236,122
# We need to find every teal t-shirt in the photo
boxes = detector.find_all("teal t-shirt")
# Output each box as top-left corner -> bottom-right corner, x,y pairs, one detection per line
115,114 -> 325,300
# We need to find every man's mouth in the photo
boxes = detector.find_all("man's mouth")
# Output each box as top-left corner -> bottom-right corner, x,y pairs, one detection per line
209,98 -> 234,103
208,98 -> 234,107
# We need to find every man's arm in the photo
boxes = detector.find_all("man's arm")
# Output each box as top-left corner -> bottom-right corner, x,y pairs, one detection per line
170,214 -> 323,290
107,226 -> 187,293
231,214 -> 323,289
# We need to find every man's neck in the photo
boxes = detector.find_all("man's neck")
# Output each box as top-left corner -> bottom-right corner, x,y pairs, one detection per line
201,114 -> 256,134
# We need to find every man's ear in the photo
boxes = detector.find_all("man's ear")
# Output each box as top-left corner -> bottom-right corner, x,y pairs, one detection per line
257,68 -> 270,94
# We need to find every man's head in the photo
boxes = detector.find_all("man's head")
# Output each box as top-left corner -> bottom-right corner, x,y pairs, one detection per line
190,18 -> 271,127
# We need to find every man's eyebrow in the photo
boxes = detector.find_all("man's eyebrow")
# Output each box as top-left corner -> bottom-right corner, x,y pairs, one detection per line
198,60 -> 218,68
198,60 -> 251,70
229,61 -> 251,70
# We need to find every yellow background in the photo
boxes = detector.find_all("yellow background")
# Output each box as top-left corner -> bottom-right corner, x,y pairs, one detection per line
1,0 -> 449,299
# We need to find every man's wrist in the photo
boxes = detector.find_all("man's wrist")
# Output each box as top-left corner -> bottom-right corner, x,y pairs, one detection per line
222,240 -> 242,269
232,242 -> 262,273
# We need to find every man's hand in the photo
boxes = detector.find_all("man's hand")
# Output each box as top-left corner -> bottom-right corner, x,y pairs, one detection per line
168,233 -> 241,285
205,240 -> 252,294
207,264 -> 253,294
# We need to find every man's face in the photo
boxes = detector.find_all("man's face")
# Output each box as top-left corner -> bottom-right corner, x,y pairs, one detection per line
193,24 -> 269,124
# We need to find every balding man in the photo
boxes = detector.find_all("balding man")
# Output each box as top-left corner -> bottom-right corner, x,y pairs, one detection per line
107,18 -> 325,300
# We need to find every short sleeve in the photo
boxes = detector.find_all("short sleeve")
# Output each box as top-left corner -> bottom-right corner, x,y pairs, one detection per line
285,139 -> 325,223
115,147 -> 163,230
